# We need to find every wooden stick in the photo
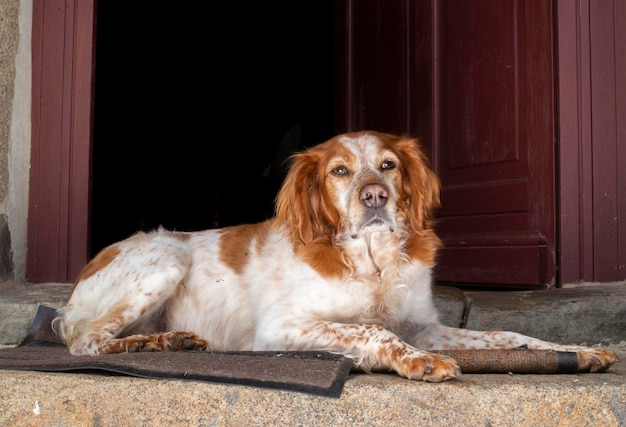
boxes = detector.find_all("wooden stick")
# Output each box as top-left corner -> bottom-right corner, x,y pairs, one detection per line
432,349 -> 581,374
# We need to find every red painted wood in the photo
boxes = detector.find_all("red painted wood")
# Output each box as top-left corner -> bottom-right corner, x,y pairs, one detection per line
525,0 -> 556,262
435,232 -> 548,287
578,1 -> 595,281
339,0 -> 412,135
28,0 -> 66,281
408,1 -> 434,146
556,0 -> 584,283
432,0 -> 555,287
437,213 -> 527,236
557,0 -> 626,282
617,0 -> 626,281
334,0 -> 434,147
27,0 -> 95,283
27,0 -> 42,280
332,0 -> 349,134
439,181 -> 528,217
590,2 -> 620,281
68,1 -> 96,279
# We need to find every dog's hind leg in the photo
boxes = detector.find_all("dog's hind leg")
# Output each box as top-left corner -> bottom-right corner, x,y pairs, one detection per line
53,230 -> 205,355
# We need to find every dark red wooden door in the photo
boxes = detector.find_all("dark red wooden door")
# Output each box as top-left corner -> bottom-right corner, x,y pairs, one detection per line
335,0 -> 555,288
433,1 -> 555,288
28,0 -> 95,283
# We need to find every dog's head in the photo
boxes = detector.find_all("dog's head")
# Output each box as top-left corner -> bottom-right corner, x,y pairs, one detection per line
275,131 -> 441,256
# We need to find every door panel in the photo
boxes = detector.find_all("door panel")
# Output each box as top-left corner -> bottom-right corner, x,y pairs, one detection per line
434,0 -> 555,287
439,4 -> 520,172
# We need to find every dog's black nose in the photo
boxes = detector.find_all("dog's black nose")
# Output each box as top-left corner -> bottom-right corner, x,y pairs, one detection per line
360,184 -> 388,208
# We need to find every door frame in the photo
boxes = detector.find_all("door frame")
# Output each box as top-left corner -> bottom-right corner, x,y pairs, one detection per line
28,0 -> 95,282
556,0 -> 626,283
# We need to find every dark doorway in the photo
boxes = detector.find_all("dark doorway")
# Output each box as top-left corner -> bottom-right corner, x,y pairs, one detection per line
91,2 -> 335,255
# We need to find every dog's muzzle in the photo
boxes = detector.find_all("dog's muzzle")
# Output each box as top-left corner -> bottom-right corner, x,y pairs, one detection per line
360,184 -> 388,208
358,183 -> 393,230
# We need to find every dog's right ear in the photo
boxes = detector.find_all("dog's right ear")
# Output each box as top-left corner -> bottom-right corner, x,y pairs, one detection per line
275,149 -> 319,244
275,139 -> 343,245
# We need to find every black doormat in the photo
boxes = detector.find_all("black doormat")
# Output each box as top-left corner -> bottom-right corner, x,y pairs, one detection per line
0,305 -> 353,398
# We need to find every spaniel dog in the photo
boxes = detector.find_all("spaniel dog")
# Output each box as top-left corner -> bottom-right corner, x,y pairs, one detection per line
53,130 -> 617,382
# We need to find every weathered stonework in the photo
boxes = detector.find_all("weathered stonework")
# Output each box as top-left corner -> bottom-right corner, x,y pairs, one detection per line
0,0 -> 20,201
0,214 -> 14,282
0,1 -> 20,289
0,0 -> 28,288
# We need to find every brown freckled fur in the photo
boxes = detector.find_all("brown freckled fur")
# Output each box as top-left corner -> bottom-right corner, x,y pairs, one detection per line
274,138 -> 357,278
63,302 -> 131,348
74,245 -> 121,283
293,238 -> 347,279
276,143 -> 352,235
218,222 -> 272,275
405,230 -> 442,267
386,135 -> 441,233
90,303 -> 133,333
169,231 -> 192,241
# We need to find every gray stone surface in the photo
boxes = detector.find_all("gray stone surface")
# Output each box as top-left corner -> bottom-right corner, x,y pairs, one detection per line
0,283 -> 70,345
465,283 -> 626,345
0,363 -> 623,426
0,0 -> 20,202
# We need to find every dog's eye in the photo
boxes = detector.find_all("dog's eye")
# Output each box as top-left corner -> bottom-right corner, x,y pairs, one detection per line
381,160 -> 396,170
331,166 -> 349,176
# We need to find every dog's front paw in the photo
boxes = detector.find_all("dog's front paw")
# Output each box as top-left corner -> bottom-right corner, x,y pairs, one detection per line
164,331 -> 210,351
101,331 -> 209,353
398,352 -> 462,382
135,331 -> 209,352
576,346 -> 619,372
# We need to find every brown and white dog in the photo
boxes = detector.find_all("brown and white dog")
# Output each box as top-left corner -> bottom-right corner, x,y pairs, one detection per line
53,130 -> 617,382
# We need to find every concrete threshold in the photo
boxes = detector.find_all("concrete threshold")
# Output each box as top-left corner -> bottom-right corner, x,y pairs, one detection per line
1,365 -> 624,426
0,282 -> 625,426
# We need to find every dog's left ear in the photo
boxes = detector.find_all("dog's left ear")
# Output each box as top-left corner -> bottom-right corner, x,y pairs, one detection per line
395,137 -> 441,232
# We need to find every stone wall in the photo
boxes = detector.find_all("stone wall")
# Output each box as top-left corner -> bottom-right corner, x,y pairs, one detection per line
0,0 -> 31,290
